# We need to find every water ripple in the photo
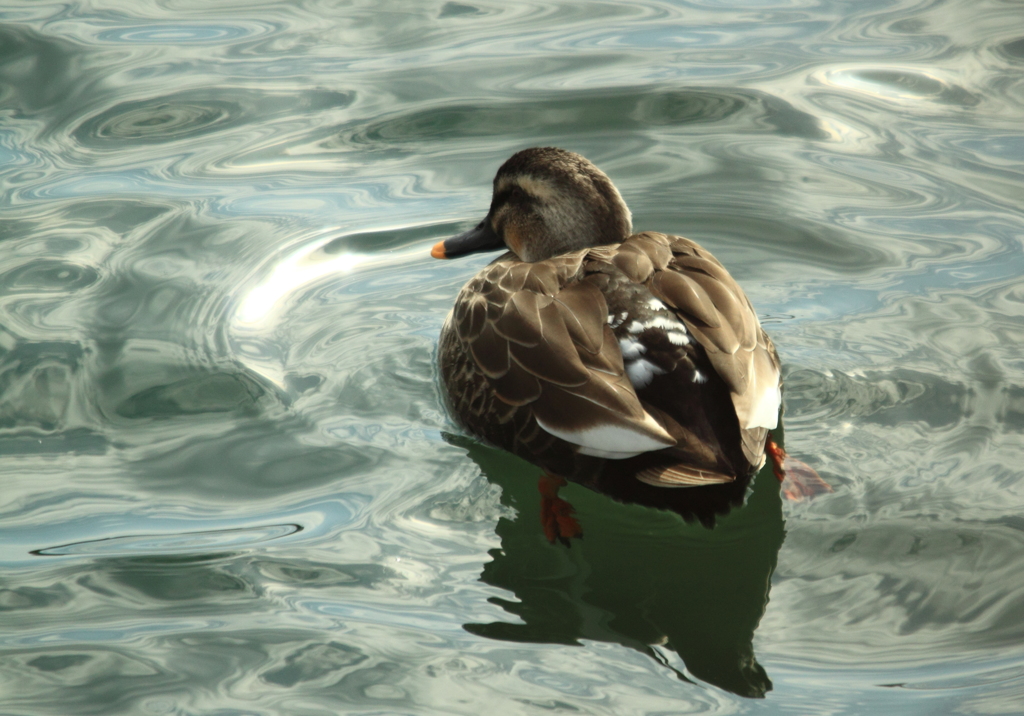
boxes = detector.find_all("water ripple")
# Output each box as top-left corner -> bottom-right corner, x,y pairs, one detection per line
34,523 -> 302,557
78,99 -> 235,144
68,88 -> 355,151
94,23 -> 269,45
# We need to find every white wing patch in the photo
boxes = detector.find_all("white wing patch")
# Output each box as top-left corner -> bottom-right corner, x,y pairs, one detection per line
618,337 -> 646,360
616,308 -> 691,390
536,413 -> 676,460
607,311 -> 628,329
642,315 -> 681,332
746,381 -> 781,430
625,358 -> 665,389
731,346 -> 782,430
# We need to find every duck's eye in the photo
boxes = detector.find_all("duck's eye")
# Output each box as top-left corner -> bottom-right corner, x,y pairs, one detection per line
512,185 -> 541,209
494,184 -> 531,207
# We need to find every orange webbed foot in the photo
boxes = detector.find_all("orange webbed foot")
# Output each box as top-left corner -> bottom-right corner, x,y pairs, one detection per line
538,474 -> 583,546
766,435 -> 832,501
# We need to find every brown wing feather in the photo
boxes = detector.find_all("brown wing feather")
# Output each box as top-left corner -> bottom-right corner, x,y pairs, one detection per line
631,233 -> 782,440
456,254 -> 675,450
648,270 -> 722,329
454,292 -> 488,341
630,232 -> 673,266
491,359 -> 542,406
636,463 -> 734,487
508,319 -> 590,387
493,291 -> 546,346
577,323 -> 626,376
552,281 -> 606,354
468,322 -> 510,379
611,246 -> 655,283
686,270 -> 756,350
446,236 -> 778,479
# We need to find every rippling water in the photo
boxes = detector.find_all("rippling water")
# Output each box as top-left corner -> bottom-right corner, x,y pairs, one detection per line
2,0 -> 1024,713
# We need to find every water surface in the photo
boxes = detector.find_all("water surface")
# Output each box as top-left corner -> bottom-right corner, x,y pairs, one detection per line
2,0 -> 1024,713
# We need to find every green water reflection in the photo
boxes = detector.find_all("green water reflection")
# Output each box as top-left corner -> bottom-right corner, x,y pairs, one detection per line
463,438 -> 785,698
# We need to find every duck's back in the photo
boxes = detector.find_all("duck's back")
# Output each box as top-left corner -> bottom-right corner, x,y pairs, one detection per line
438,231 -> 781,494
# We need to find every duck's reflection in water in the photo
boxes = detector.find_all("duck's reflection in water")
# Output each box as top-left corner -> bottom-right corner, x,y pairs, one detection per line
456,436 -> 785,699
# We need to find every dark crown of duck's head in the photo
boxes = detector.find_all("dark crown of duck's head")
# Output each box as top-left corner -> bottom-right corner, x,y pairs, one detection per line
432,147 -> 633,263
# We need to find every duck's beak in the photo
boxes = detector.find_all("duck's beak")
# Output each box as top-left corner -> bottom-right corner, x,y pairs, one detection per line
431,219 -> 503,259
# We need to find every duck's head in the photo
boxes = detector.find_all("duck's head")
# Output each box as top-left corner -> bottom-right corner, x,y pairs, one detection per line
431,147 -> 633,263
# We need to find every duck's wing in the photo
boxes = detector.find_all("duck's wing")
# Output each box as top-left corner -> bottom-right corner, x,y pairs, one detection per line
452,252 -> 676,460
627,232 -> 781,468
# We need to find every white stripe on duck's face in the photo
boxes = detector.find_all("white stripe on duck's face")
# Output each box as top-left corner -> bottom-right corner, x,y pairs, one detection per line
490,158 -> 633,262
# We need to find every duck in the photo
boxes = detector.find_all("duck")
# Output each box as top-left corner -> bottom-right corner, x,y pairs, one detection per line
433,147 -> 796,543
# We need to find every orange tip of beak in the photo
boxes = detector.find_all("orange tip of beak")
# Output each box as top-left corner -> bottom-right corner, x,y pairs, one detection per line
430,240 -> 447,259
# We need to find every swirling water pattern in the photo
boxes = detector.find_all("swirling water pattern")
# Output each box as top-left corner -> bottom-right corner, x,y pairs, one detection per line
1,0 -> 1023,713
